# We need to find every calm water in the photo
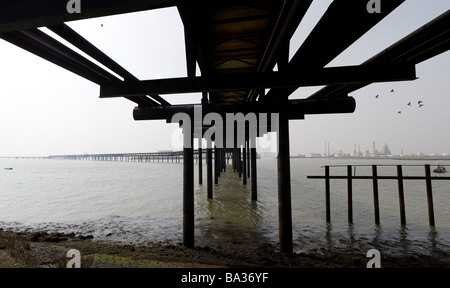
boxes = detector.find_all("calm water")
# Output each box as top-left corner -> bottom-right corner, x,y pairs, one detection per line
0,157 -> 449,257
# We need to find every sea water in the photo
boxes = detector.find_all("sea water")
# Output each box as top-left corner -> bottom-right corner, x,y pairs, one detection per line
0,158 -> 449,257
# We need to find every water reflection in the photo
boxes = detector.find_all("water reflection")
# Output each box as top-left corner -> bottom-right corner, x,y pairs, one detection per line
325,222 -> 333,249
194,168 -> 269,248
370,224 -> 383,248
397,226 -> 411,256
428,228 -> 439,254
0,158 -> 449,258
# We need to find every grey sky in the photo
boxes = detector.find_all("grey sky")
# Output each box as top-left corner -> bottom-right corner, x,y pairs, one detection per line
0,1 -> 449,157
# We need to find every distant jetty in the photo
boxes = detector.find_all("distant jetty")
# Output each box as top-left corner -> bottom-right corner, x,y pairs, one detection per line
291,155 -> 450,161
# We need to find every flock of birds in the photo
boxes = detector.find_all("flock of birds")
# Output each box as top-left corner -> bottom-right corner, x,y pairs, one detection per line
99,21 -> 425,117
375,89 -> 424,114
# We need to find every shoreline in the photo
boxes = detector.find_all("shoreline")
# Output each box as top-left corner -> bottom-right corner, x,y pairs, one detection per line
1,229 -> 449,268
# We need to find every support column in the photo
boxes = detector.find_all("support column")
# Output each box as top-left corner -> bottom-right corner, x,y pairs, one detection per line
424,164 -> 435,227
198,138 -> 202,185
325,165 -> 331,223
242,145 -> 247,185
183,132 -> 194,248
207,146 -> 213,199
247,139 -> 251,178
372,165 -> 380,225
214,146 -> 219,184
277,112 -> 293,254
347,165 -> 353,224
238,147 -> 242,177
232,148 -> 236,172
397,165 -> 406,226
251,146 -> 257,201
222,147 -> 226,172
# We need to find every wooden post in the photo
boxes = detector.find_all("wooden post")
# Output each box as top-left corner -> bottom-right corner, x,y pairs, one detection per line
198,138 -> 202,185
277,112 -> 293,254
232,148 -> 236,172
214,147 -> 219,184
372,165 -> 380,225
242,145 -> 247,185
207,147 -> 213,199
247,139 -> 251,178
347,165 -> 353,223
325,165 -> 331,223
424,164 -> 435,227
397,165 -> 406,225
251,147 -> 257,201
183,132 -> 194,248
238,147 -> 242,177
221,146 -> 226,172
217,148 -> 221,177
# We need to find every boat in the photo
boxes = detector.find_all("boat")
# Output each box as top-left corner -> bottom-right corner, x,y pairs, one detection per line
433,164 -> 447,173
4,168 -> 13,170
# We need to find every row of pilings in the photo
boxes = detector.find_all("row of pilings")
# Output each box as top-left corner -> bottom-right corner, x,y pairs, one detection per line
48,152 -> 185,163
183,138 -> 261,248
182,113 -> 293,253
47,120 -> 294,254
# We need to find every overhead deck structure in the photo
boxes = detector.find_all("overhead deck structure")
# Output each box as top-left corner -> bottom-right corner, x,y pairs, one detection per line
1,0 -> 449,253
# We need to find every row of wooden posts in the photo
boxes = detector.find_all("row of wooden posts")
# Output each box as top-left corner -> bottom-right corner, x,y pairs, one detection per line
308,164 -> 450,227
197,142 -> 258,201
48,114 -> 294,254
182,135 -> 265,249
183,113 -> 293,253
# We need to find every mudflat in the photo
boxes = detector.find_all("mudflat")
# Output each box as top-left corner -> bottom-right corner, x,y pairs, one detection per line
1,229 -> 449,268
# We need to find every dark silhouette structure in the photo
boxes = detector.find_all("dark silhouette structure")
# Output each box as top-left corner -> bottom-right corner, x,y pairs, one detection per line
1,0 -> 449,254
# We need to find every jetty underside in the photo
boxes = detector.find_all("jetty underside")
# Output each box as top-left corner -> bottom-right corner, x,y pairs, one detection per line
1,0 -> 449,253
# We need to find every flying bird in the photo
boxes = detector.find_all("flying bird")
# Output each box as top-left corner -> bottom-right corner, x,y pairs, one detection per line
398,111 -> 402,114
418,101 -> 423,105
375,95 -> 379,98
419,104 -> 424,108
391,89 -> 395,93
101,24 -> 104,27
407,102 -> 411,106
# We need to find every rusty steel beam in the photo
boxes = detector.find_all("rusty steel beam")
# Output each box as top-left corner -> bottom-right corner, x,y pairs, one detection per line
246,0 -> 313,102
0,0 -> 182,33
0,28 -> 158,107
1,29 -> 118,84
132,97 -> 357,122
47,23 -> 170,106
264,0 -> 405,101
309,9 -> 450,100
100,64 -> 416,98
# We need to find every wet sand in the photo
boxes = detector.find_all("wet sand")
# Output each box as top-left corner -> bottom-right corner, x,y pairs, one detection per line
1,229 -> 449,268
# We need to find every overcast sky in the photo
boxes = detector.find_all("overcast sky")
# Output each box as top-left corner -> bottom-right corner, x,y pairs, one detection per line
0,0 -> 449,157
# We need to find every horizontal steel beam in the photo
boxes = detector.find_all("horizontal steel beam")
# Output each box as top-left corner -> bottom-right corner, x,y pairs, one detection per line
133,97 -> 357,121
308,9 -> 450,100
0,29 -> 119,84
47,23 -> 170,106
308,175 -> 450,180
100,64 -> 416,98
0,27 -> 160,107
264,0 -> 405,100
0,0 -> 181,33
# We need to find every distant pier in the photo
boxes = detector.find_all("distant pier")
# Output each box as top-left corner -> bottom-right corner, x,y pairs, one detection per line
47,151 -> 189,163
